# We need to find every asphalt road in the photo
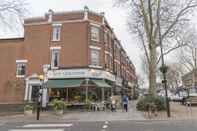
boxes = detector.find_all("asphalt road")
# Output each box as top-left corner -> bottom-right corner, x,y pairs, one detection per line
1,120 -> 197,131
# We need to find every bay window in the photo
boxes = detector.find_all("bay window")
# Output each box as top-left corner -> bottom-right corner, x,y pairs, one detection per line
91,49 -> 100,66
91,26 -> 100,41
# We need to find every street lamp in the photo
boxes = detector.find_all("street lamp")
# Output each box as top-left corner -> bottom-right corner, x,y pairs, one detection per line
159,65 -> 170,117
157,0 -> 171,117
36,75 -> 44,120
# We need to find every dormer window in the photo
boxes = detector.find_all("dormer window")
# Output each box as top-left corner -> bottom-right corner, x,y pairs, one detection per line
52,24 -> 62,41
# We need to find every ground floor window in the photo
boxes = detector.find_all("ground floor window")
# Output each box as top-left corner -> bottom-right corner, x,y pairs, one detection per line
48,87 -> 111,103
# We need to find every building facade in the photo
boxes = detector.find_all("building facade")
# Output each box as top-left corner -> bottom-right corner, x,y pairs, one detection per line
182,69 -> 197,88
0,8 -> 137,104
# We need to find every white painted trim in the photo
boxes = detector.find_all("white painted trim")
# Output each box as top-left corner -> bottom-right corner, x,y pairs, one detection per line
16,75 -> 25,78
51,66 -> 59,69
89,65 -> 102,68
28,85 -> 32,101
24,81 -> 28,100
91,38 -> 100,42
52,23 -> 62,27
89,45 -> 101,50
114,59 -> 121,64
84,10 -> 88,20
16,60 -> 28,63
50,46 -> 61,50
24,19 -> 86,26
105,51 -> 110,54
90,22 -> 101,27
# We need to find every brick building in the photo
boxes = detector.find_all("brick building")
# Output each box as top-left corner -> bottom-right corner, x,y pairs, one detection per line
0,7 -> 137,104
182,69 -> 197,88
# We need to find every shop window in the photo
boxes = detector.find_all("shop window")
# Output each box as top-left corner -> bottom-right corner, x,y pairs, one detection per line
16,62 -> 26,77
91,49 -> 100,66
51,49 -> 60,68
52,25 -> 61,41
91,26 -> 100,41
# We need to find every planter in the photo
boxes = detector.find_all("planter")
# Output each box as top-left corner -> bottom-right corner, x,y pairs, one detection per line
55,110 -> 64,115
24,110 -> 33,116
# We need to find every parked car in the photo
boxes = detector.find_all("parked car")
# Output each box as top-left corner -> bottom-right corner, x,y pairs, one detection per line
157,90 -> 174,100
171,94 -> 183,102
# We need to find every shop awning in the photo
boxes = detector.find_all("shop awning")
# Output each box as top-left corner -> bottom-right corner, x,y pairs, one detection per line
46,79 -> 83,88
92,80 -> 111,88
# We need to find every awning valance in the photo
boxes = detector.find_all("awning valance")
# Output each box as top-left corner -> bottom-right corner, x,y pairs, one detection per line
46,79 -> 83,88
91,80 -> 111,88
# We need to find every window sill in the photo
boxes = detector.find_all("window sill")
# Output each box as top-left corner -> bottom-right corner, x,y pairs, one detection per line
16,75 -> 25,78
89,65 -> 102,69
51,39 -> 61,42
51,67 -> 59,70
91,39 -> 100,42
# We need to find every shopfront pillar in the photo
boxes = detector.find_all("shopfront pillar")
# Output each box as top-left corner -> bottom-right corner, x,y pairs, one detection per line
102,88 -> 105,101
85,78 -> 89,103
66,88 -> 69,102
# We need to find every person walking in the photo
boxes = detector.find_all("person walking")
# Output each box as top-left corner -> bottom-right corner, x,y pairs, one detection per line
110,96 -> 116,112
122,95 -> 129,112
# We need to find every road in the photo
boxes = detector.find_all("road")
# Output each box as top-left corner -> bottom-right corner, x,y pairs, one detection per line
1,120 -> 197,131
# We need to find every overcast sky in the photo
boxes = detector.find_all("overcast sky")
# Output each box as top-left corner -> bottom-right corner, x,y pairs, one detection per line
0,0 -> 142,77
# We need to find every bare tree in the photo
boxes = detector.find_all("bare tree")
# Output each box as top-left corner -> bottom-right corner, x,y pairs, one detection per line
136,73 -> 145,88
115,0 -> 197,95
0,0 -> 27,31
178,27 -> 197,87
164,63 -> 183,89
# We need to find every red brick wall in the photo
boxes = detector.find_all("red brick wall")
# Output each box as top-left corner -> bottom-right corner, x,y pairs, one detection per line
0,40 -> 25,103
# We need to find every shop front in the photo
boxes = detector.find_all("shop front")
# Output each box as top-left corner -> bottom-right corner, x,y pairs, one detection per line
47,78 -> 112,103
25,68 -> 116,106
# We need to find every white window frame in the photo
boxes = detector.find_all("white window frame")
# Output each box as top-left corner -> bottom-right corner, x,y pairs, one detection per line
52,24 -> 62,41
91,25 -> 100,42
16,60 -> 27,78
51,49 -> 60,69
90,48 -> 100,67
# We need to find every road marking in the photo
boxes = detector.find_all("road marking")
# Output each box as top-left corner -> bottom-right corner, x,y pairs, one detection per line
102,125 -> 108,129
23,124 -> 73,128
9,129 -> 64,131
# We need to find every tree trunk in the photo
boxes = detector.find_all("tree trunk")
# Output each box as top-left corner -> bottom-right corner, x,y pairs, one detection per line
148,42 -> 157,96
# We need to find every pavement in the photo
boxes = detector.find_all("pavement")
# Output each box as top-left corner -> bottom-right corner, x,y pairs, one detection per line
143,102 -> 197,120
0,101 -> 145,124
1,101 -> 197,130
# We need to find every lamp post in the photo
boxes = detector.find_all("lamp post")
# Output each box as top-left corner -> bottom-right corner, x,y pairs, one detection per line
157,0 -> 170,117
36,75 -> 44,120
160,65 -> 170,117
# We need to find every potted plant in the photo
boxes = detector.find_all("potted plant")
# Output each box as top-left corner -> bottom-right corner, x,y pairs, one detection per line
52,99 -> 65,115
24,104 -> 33,115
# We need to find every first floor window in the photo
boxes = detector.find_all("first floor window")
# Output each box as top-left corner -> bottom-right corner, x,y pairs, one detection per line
91,26 -> 100,41
51,49 -> 60,68
52,25 -> 61,41
104,32 -> 108,43
16,63 -> 26,76
91,49 -> 100,66
105,54 -> 108,68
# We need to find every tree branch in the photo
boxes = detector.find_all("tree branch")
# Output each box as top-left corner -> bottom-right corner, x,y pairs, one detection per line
161,3 -> 197,40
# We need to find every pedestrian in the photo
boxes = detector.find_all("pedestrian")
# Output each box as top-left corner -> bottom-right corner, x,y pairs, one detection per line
122,95 -> 129,112
111,96 -> 116,112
